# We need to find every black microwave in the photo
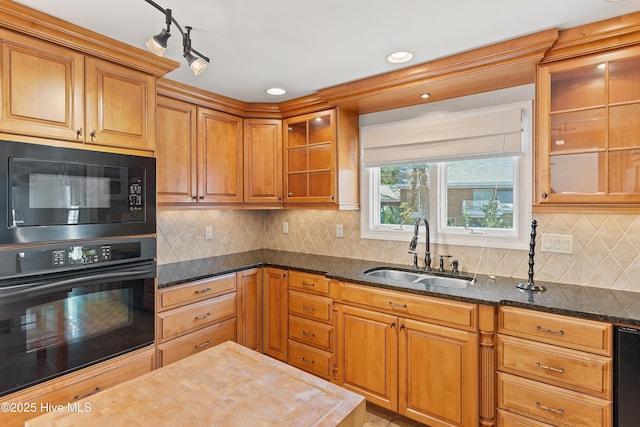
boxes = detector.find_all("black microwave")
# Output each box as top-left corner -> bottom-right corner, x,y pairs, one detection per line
0,140 -> 156,245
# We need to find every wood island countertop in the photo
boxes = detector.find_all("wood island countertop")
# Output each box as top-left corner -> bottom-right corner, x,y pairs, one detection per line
25,341 -> 365,427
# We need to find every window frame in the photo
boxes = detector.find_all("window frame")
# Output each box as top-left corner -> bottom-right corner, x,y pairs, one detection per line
360,101 -> 533,250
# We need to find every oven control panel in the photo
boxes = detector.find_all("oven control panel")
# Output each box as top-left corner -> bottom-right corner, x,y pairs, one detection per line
12,240 -> 146,275
54,244 -> 113,266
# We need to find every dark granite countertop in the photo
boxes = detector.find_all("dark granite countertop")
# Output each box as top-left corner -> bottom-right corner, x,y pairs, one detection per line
158,249 -> 640,327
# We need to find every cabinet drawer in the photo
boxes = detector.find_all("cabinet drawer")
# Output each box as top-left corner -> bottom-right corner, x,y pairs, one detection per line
340,282 -> 476,331
288,290 -> 332,324
287,339 -> 333,380
497,409 -> 554,427
158,292 -> 236,341
288,315 -> 333,352
159,273 -> 236,311
499,306 -> 612,356
157,318 -> 236,366
498,372 -> 611,427
497,334 -> 612,398
288,271 -> 330,296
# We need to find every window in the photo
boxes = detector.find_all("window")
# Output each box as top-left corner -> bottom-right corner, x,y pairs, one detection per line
361,101 -> 532,249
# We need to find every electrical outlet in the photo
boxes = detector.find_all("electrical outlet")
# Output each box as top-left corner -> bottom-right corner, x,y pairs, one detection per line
336,224 -> 344,238
540,233 -> 573,254
282,222 -> 289,234
205,226 -> 213,240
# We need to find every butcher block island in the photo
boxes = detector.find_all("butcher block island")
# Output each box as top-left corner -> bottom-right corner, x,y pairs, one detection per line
26,341 -> 365,427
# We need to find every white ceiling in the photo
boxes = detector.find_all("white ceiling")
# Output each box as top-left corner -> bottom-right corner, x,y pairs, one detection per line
12,0 -> 640,103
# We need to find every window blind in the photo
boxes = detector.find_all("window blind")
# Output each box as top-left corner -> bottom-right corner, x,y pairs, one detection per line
361,106 -> 523,167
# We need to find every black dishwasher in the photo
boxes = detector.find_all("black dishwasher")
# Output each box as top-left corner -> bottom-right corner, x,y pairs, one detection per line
615,326 -> 640,426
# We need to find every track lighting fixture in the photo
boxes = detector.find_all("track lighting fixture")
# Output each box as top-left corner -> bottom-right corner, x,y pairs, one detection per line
144,0 -> 210,75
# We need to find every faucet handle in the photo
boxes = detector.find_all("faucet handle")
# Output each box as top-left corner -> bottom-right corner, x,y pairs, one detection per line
438,255 -> 452,272
451,259 -> 459,275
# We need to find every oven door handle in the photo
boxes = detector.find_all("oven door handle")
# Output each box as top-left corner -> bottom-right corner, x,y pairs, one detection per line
0,268 -> 154,299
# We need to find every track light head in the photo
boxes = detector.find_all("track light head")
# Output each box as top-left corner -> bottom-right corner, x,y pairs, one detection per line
146,28 -> 171,56
184,50 -> 207,75
144,1 -> 210,75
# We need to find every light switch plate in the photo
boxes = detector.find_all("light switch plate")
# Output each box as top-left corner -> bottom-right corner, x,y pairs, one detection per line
336,224 -> 344,238
282,222 -> 289,234
540,233 -> 573,254
205,226 -> 213,240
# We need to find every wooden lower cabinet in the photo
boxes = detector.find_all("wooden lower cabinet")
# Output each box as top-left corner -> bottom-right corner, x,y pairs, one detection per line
400,318 -> 479,427
263,267 -> 288,361
497,306 -> 613,427
339,304 -> 398,410
156,273 -> 237,367
236,268 -> 263,351
0,345 -> 154,427
338,299 -> 479,427
157,318 -> 236,366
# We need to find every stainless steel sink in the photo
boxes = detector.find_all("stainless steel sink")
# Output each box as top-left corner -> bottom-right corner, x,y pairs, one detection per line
364,269 -> 421,282
364,267 -> 475,289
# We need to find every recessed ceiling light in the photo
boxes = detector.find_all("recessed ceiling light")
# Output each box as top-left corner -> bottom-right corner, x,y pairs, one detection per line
420,93 -> 430,99
387,51 -> 414,64
266,87 -> 286,96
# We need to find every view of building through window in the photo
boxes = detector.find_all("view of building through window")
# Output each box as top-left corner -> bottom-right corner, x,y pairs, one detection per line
377,158 -> 515,230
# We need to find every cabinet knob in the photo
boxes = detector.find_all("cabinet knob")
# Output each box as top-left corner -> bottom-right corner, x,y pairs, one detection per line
330,195 -> 335,201
288,192 -> 293,196
541,192 -> 548,199
89,130 -> 96,141
199,196 -> 205,200
76,128 -> 82,139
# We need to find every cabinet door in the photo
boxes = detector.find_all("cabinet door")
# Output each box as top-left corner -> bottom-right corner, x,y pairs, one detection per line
0,29 -> 84,142
156,96 -> 198,205
284,110 -> 337,205
339,304 -> 398,411
536,45 -> 640,207
85,57 -> 155,151
399,317 -> 479,427
198,107 -> 243,204
263,267 -> 288,361
243,118 -> 283,204
236,268 -> 262,351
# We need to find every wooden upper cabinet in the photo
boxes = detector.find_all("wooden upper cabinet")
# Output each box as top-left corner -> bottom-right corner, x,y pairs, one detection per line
536,44 -> 640,209
283,108 -> 359,209
0,28 -> 84,142
243,118 -> 283,205
198,107 -> 243,204
85,57 -> 155,152
156,95 -> 198,205
0,28 -> 157,152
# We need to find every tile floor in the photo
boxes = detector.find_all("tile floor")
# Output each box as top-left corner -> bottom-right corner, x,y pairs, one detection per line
364,402 -> 426,427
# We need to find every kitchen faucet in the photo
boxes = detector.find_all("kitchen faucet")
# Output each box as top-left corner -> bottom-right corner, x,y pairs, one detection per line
408,217 -> 431,271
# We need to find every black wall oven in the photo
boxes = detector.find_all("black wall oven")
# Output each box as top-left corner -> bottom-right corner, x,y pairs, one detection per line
0,140 -> 155,245
0,236 -> 156,397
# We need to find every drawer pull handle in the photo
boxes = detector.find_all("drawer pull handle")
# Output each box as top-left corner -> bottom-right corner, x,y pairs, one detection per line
74,387 -> 101,400
301,331 -> 316,337
302,282 -> 315,287
536,402 -> 564,414
194,340 -> 211,349
536,362 -> 564,373
536,325 -> 564,335
301,305 -> 315,312
388,301 -> 407,309
195,312 -> 211,320
194,287 -> 212,294
301,357 -> 315,364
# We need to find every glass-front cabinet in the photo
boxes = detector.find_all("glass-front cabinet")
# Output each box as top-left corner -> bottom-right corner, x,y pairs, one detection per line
284,110 -> 337,205
536,45 -> 640,207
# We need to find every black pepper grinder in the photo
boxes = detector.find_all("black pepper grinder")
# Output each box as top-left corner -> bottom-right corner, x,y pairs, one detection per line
516,220 -> 546,292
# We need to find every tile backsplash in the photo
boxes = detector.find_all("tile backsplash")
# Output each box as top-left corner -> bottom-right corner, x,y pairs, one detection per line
157,209 -> 640,292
